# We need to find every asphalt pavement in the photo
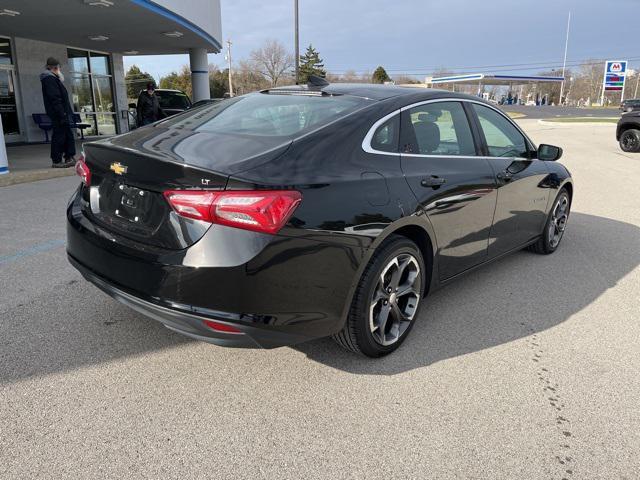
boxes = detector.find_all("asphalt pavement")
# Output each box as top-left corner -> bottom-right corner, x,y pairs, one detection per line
1,121 -> 639,479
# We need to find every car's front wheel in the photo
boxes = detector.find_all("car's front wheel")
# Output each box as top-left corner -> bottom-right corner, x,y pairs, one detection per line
528,189 -> 571,255
620,129 -> 640,152
333,235 -> 425,357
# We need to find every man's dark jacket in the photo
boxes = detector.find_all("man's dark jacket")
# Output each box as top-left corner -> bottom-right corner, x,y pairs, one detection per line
136,91 -> 166,126
40,70 -> 74,125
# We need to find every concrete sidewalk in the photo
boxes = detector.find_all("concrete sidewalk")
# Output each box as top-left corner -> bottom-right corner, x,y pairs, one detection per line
0,140 -> 85,187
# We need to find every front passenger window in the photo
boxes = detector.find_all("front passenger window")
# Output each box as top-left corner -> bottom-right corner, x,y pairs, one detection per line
473,104 -> 529,158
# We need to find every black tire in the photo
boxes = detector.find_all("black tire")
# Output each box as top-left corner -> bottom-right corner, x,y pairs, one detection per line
333,235 -> 426,357
620,129 -> 640,153
528,188 -> 571,255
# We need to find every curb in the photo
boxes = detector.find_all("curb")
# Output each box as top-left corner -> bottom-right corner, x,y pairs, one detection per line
0,168 -> 76,187
537,118 -> 617,126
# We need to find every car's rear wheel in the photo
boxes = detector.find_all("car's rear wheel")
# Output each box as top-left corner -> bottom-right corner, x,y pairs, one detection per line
528,189 -> 571,255
333,235 -> 425,357
620,129 -> 640,152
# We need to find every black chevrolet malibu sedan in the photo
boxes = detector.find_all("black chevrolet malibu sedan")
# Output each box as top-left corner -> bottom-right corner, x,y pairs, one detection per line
68,81 -> 573,357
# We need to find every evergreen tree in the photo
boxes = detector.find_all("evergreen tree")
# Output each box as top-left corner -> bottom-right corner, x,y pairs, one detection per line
299,44 -> 326,83
125,65 -> 155,99
372,66 -> 392,84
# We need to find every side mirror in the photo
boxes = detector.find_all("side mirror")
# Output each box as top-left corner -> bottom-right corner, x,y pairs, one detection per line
128,102 -> 137,109
537,144 -> 563,161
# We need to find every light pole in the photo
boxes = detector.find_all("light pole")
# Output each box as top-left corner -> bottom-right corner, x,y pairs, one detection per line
294,0 -> 299,84
225,39 -> 234,97
634,71 -> 640,99
559,11 -> 571,105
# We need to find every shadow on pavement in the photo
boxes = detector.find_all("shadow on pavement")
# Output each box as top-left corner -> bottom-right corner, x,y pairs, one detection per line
0,287 -> 192,384
295,213 -> 640,374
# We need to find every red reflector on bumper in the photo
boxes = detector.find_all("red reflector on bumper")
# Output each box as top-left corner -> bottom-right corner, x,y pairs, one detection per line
203,320 -> 244,335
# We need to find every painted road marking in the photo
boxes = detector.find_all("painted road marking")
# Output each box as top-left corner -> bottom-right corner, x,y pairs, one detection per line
0,239 -> 66,266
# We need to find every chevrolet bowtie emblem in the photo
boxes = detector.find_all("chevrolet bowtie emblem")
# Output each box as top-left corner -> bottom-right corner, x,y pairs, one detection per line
110,162 -> 127,175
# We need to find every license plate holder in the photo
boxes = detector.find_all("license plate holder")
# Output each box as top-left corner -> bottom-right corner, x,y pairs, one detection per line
115,184 -> 150,223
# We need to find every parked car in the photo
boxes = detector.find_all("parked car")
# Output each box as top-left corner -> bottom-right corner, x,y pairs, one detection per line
154,88 -> 192,116
619,99 -> 640,113
616,111 -> 640,152
68,83 -> 573,357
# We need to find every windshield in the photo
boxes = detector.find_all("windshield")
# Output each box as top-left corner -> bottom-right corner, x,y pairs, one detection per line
161,92 -> 372,138
156,91 -> 191,110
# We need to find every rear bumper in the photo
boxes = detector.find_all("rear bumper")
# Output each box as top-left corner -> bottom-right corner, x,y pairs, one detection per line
69,254 -> 311,348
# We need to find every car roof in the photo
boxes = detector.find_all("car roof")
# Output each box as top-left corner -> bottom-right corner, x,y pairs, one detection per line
266,82 -> 478,101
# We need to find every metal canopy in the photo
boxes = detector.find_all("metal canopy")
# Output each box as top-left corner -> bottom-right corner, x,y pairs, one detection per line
428,73 -> 565,86
0,0 -> 221,54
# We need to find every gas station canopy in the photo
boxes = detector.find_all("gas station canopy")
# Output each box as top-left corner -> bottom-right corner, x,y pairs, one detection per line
427,73 -> 565,86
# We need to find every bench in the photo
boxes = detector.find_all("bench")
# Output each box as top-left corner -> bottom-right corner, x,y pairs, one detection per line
32,113 -> 92,142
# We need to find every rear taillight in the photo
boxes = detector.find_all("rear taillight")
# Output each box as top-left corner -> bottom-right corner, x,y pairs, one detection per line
163,190 -> 302,235
75,155 -> 91,186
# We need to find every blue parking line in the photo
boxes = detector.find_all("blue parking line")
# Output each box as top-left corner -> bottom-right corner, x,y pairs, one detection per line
0,239 -> 66,266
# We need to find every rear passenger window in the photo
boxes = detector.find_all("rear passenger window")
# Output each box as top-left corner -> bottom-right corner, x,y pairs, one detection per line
370,115 -> 399,153
473,104 -> 529,158
401,101 -> 475,156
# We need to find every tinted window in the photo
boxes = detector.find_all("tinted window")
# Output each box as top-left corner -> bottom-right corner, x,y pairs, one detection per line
163,92 -> 371,138
156,91 -> 191,110
371,115 -> 399,153
473,104 -> 528,158
402,101 -> 475,155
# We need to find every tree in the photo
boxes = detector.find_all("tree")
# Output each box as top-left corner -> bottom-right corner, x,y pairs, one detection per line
395,75 -> 421,85
250,39 -> 294,87
159,65 -> 192,98
207,64 -> 229,98
234,60 -> 270,95
372,66 -> 392,84
298,44 -> 326,83
125,65 -> 155,99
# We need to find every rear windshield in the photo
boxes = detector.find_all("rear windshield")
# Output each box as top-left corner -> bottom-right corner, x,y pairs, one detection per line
156,91 -> 191,109
162,92 -> 371,138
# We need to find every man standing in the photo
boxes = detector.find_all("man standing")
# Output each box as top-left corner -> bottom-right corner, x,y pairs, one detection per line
40,57 -> 76,168
136,82 -> 166,127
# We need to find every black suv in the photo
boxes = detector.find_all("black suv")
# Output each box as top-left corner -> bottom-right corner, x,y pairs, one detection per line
154,89 -> 192,116
620,99 -> 640,113
617,111 -> 640,152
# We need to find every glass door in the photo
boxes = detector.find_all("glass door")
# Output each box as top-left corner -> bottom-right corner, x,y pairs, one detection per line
0,65 -> 23,143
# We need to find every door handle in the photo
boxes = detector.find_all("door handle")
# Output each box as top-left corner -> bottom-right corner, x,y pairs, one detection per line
496,171 -> 513,182
421,176 -> 446,188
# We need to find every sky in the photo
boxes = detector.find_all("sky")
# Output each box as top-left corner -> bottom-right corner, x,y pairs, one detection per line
125,0 -> 640,82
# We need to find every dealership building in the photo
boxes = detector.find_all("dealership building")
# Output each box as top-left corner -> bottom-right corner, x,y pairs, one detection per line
0,0 -> 222,148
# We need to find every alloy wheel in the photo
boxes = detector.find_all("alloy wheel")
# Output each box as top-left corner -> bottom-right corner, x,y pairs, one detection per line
548,194 -> 569,248
622,132 -> 638,151
369,253 -> 422,346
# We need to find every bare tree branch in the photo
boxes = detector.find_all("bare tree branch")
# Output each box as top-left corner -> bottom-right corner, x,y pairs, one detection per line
250,39 -> 294,87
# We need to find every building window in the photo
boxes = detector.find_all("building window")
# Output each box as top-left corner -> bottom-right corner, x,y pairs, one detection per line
67,48 -> 117,136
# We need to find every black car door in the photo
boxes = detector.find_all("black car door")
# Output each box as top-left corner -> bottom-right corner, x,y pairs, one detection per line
399,101 -> 497,280
468,103 -> 550,258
